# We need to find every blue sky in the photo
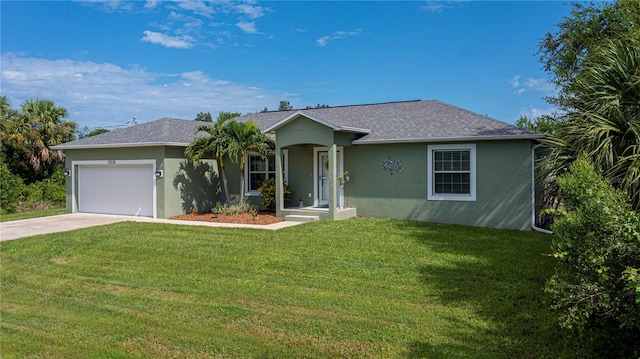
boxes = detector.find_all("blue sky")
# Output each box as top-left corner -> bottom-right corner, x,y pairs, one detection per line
1,1 -> 569,130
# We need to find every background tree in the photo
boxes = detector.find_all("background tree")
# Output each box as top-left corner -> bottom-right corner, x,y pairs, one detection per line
542,28 -> 640,210
2,98 -> 76,179
538,0 -> 640,108
194,112 -> 213,122
215,111 -> 240,123
515,115 -> 557,135
278,100 -> 292,111
305,104 -> 330,109
78,127 -> 110,139
535,1 -> 640,209
0,97 -> 75,213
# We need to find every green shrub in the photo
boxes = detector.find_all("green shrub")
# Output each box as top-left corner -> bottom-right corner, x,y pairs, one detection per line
257,178 -> 292,211
546,155 -> 640,358
0,163 -> 26,214
24,165 -> 66,207
216,201 -> 251,215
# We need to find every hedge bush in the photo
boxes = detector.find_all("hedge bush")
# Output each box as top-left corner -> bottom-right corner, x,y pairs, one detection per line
546,155 -> 640,358
257,178 -> 292,211
1,163 -> 26,214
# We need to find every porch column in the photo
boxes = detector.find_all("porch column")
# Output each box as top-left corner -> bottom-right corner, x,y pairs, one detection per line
328,143 -> 337,220
274,145 -> 284,218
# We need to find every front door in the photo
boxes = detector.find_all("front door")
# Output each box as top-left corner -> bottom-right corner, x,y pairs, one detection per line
318,151 -> 329,206
314,147 -> 343,207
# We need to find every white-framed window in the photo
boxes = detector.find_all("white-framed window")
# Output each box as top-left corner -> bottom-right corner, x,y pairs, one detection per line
427,144 -> 476,201
245,150 -> 288,195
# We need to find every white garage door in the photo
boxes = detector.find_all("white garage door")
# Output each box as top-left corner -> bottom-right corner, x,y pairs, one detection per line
78,164 -> 154,217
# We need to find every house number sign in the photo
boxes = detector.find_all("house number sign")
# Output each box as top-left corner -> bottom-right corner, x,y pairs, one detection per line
108,160 -> 116,164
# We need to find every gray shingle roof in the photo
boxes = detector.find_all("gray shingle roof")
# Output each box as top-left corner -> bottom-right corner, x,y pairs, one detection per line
53,118 -> 210,149
54,100 -> 541,150
236,100 -> 542,143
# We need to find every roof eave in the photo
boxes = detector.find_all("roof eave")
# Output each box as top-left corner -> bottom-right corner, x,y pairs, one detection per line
352,134 -> 544,145
263,111 -> 341,134
52,142 -> 191,150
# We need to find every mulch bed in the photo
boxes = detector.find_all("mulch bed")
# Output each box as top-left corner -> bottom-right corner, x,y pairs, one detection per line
169,211 -> 284,225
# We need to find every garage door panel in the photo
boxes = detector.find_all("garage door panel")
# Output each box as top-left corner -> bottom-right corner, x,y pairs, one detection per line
78,165 -> 154,217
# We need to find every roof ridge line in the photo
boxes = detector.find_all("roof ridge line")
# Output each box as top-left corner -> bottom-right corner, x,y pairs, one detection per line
258,99 -> 425,113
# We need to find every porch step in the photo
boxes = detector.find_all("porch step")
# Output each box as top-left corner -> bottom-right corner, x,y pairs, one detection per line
285,215 -> 320,223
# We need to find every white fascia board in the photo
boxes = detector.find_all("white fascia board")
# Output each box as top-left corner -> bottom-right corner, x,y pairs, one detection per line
337,126 -> 371,134
352,134 -> 544,145
263,111 -> 341,134
52,142 -> 191,150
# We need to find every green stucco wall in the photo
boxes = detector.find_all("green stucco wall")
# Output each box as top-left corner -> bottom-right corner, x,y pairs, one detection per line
342,141 -> 533,230
275,117 -> 335,148
283,140 -> 534,230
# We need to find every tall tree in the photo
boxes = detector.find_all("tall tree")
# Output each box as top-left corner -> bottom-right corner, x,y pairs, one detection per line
215,111 -> 240,123
515,115 -> 557,135
278,101 -> 292,111
537,1 -> 640,209
305,104 -> 330,109
224,120 -> 274,204
538,0 -> 640,108
185,114 -> 234,204
194,112 -> 213,122
543,32 -> 640,209
2,99 -> 76,177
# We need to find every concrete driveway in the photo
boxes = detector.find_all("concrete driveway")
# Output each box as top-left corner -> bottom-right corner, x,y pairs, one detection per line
0,213 -> 301,242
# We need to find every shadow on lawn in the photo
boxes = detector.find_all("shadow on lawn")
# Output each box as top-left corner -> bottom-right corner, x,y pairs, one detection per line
393,220 -> 561,359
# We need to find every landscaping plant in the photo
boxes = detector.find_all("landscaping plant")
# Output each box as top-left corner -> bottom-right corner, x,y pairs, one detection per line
257,178 -> 292,211
546,155 -> 640,358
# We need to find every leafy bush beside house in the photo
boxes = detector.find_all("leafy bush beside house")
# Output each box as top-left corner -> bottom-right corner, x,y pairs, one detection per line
0,163 -> 66,214
546,155 -> 640,358
0,163 -> 26,213
257,178 -> 292,211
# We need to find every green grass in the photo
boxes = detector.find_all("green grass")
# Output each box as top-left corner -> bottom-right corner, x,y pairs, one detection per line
0,219 -> 561,358
0,207 -> 65,222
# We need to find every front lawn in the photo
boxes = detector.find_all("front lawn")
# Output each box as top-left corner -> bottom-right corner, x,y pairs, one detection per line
0,219 -> 561,358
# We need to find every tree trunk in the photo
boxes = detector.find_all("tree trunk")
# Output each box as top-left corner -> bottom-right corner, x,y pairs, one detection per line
239,163 -> 245,204
219,161 -> 232,205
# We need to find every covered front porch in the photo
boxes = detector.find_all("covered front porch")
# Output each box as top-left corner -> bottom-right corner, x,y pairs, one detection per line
264,111 -> 367,222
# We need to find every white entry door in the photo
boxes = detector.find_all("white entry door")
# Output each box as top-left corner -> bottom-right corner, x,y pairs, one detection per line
77,164 -> 154,217
318,151 -> 329,206
314,147 -> 343,207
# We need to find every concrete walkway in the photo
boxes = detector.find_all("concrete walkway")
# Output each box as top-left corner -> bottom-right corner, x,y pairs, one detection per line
0,213 -> 303,242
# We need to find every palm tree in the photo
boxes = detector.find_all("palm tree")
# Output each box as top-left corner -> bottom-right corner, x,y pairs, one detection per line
18,99 -> 76,174
542,32 -> 640,209
224,120 -> 274,204
2,99 -> 75,176
185,115 -> 233,204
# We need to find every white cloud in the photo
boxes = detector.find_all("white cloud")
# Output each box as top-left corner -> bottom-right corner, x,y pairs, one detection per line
235,3 -> 269,19
0,53 -> 284,128
144,0 -> 159,9
175,1 -> 215,18
508,75 -> 556,95
420,2 -> 451,12
76,0 -> 134,12
141,30 -> 194,49
419,0 -> 468,13
518,105 -> 558,120
315,29 -> 362,47
236,21 -> 260,34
